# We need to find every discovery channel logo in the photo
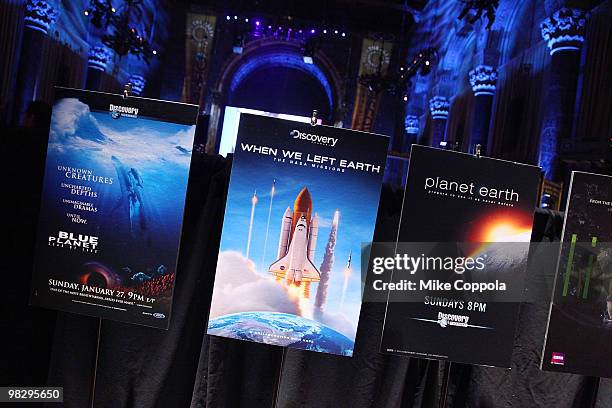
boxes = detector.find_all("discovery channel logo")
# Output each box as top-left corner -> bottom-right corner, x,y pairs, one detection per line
437,312 -> 469,328
109,104 -> 139,119
143,311 -> 166,319
290,129 -> 338,147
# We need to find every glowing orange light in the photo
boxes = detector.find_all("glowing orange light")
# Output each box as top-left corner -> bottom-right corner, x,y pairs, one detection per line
332,210 -> 340,227
284,282 -> 312,318
469,210 -> 533,243
483,222 -> 532,242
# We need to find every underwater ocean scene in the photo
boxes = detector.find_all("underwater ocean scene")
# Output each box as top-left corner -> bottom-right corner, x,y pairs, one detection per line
31,93 -> 196,328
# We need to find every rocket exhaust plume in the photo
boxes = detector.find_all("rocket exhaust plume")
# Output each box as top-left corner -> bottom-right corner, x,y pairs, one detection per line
340,250 -> 352,308
315,210 -> 340,311
246,190 -> 258,259
260,180 -> 276,270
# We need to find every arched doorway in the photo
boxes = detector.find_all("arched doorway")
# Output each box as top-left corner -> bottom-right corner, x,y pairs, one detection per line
229,65 -> 330,117
206,40 -> 343,153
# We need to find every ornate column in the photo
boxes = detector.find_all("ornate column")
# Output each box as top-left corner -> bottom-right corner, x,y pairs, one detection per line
86,45 -> 113,91
429,96 -> 450,148
127,75 -> 146,96
538,7 -> 586,180
0,1 -> 26,124
395,114 -> 420,185
468,65 -> 497,154
404,114 -> 420,146
13,0 -> 57,124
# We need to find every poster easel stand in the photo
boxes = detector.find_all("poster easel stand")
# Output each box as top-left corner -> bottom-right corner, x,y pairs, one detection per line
584,376 -> 601,408
437,144 -> 483,408
89,85 -> 131,408
271,110 -> 319,407
439,361 -> 452,408
89,318 -> 102,408
272,348 -> 287,408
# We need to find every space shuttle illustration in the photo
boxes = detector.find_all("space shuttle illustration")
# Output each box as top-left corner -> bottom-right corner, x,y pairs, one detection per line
269,187 -> 320,295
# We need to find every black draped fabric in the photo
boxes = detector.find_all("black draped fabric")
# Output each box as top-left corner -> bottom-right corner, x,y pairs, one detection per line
2,152 -> 612,407
43,153 -> 231,408
1,126 -> 55,392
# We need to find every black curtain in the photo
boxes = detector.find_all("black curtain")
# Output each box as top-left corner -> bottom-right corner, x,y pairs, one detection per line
2,152 -> 611,408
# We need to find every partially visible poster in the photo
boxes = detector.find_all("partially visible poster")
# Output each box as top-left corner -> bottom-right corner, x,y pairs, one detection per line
30,87 -> 198,329
542,171 -> 612,377
380,145 -> 541,367
206,114 -> 389,356
217,106 -> 319,157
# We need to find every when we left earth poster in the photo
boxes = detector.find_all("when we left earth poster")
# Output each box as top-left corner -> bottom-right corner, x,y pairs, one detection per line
207,114 -> 389,356
30,87 -> 198,329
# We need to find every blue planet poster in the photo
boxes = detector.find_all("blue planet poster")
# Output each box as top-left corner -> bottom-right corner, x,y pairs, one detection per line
207,114 -> 389,356
29,87 -> 198,329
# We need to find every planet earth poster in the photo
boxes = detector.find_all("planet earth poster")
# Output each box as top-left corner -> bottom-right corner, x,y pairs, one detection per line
380,145 -> 541,368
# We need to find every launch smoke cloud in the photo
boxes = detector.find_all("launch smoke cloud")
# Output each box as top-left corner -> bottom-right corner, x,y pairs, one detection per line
314,211 -> 339,311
